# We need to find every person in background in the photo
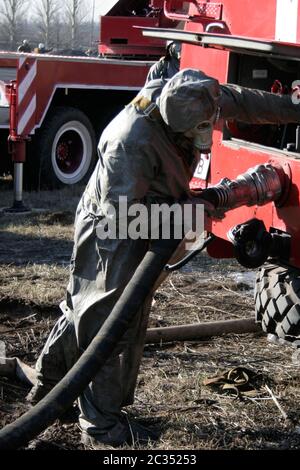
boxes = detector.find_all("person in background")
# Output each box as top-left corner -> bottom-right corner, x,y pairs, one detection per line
34,43 -> 53,54
85,48 -> 98,57
145,41 -> 181,83
17,39 -> 32,53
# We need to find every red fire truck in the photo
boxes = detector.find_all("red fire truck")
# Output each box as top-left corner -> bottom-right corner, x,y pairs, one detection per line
143,0 -> 300,346
0,0 -> 175,194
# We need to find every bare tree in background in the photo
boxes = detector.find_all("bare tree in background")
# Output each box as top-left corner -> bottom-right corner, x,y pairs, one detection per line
35,0 -> 58,48
65,0 -> 87,49
0,0 -> 28,49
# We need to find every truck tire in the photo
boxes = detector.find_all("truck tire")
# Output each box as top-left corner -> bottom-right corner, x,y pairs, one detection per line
36,107 -> 96,188
255,264 -> 300,346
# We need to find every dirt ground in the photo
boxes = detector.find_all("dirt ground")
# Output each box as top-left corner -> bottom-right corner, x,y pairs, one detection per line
0,185 -> 300,451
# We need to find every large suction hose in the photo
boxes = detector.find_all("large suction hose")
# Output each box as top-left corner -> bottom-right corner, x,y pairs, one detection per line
0,237 -> 181,450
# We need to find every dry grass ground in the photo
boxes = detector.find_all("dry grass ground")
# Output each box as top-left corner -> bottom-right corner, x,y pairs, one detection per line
0,185 -> 300,451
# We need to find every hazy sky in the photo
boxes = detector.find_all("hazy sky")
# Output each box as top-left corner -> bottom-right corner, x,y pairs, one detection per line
10,1 -> 121,22
22,1 -> 120,22
95,0 -> 119,17
87,0 -> 118,19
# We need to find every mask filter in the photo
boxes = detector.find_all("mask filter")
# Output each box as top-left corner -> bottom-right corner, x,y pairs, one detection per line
184,120 -> 214,153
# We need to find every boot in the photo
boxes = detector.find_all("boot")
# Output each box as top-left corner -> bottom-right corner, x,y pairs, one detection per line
81,417 -> 159,448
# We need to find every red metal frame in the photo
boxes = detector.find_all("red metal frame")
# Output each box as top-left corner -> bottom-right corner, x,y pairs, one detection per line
164,0 -> 223,21
99,16 -> 166,56
150,0 -> 166,7
6,81 -> 26,163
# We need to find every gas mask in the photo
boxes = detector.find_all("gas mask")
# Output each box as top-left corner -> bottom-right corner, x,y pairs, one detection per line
170,42 -> 181,60
183,105 -> 220,153
184,116 -> 215,154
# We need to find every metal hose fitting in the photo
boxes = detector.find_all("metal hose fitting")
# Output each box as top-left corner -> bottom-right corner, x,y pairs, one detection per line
200,163 -> 285,211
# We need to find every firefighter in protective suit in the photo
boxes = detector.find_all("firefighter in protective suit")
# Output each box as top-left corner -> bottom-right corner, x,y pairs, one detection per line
28,69 -> 300,448
145,41 -> 181,83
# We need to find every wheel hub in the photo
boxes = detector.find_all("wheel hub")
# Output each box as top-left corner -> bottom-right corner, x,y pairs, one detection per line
55,130 -> 84,174
57,142 -> 70,164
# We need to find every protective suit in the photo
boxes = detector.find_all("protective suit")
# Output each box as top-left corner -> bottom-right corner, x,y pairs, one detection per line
31,68 -> 300,446
33,76 -> 197,445
145,42 -> 181,83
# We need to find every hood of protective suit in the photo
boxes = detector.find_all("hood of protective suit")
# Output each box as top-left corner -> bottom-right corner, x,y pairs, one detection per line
157,68 -> 221,132
140,77 -> 167,104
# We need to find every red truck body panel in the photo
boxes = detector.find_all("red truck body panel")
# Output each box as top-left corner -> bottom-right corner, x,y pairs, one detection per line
15,54 -> 151,137
0,52 -> 152,142
175,0 -> 300,267
99,16 -> 166,56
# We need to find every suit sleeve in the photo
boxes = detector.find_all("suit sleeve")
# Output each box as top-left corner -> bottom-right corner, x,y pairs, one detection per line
219,84 -> 300,124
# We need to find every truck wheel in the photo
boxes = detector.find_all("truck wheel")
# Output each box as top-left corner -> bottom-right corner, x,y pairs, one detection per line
255,264 -> 300,346
36,107 -> 96,188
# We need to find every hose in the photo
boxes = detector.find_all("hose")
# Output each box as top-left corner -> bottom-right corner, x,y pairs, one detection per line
165,234 -> 215,271
0,237 -> 181,450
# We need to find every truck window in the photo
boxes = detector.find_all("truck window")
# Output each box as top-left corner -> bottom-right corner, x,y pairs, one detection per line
223,52 -> 300,155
